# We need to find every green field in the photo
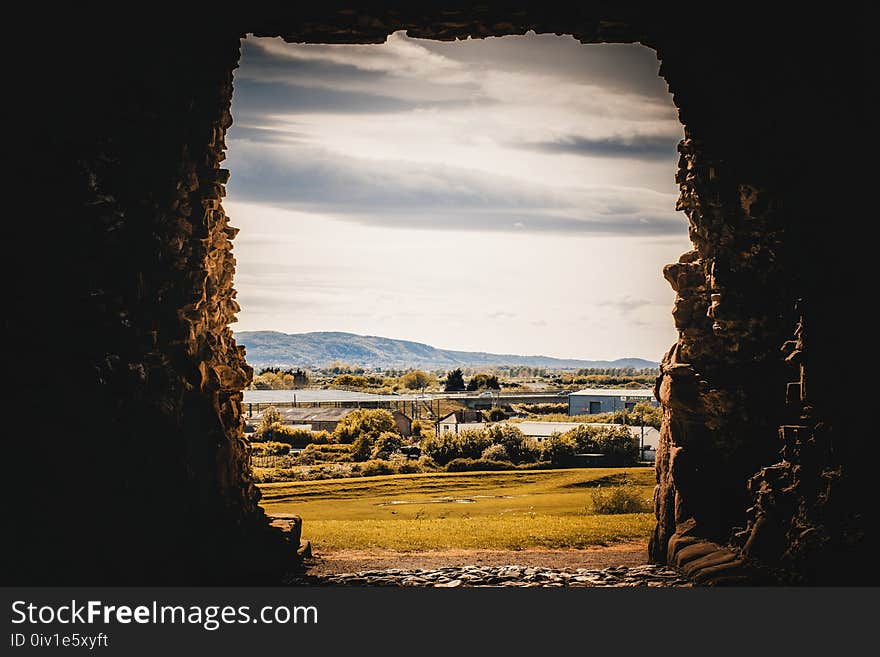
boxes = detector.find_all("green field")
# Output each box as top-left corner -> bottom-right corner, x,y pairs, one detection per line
258,468 -> 655,551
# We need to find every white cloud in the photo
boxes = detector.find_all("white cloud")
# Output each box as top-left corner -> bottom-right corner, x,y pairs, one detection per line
225,33 -> 690,359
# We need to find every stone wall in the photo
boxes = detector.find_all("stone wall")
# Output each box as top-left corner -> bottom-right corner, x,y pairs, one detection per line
7,3 -> 869,585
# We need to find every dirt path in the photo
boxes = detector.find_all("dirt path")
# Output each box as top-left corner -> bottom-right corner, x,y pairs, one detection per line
305,542 -> 649,575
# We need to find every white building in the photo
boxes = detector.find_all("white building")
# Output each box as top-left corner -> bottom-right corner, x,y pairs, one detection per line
437,410 -> 487,434
568,388 -> 658,415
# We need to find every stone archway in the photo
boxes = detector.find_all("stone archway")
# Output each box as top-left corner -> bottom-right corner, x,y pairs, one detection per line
8,3 -> 869,585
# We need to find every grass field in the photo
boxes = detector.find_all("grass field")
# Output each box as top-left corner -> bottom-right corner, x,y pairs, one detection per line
258,468 -> 655,551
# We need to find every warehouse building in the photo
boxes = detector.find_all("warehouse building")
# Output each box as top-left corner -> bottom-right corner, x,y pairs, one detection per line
568,388 -> 658,415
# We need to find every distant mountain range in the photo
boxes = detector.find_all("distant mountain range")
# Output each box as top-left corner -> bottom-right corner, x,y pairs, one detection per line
234,331 -> 659,370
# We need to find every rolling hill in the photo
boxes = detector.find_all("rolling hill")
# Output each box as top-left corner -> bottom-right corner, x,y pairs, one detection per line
234,331 -> 659,370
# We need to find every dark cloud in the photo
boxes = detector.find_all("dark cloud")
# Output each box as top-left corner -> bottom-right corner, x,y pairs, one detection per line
238,39 -> 388,85
225,125 -> 311,144
232,79 -> 422,117
519,134 -> 679,160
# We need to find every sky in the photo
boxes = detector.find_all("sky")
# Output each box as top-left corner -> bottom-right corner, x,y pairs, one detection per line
225,31 -> 689,362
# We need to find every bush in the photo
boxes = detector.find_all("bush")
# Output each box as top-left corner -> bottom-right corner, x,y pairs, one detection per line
561,424 -> 601,453
485,424 -> 540,464
590,484 -> 650,514
371,431 -> 404,460
249,441 -> 291,456
419,432 -> 460,465
359,459 -> 396,476
481,444 -> 510,461
411,420 -> 423,438
542,432 -> 578,465
310,430 -> 332,445
445,458 -> 515,472
258,407 -> 284,429
302,443 -> 353,463
333,409 -> 398,444
417,455 -> 441,471
488,407 -> 508,421
456,428 -> 493,459
519,402 -> 568,415
420,428 -> 491,465
351,434 -> 374,462
594,425 -> 639,465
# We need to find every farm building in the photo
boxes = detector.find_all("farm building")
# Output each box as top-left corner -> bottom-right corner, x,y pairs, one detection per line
501,421 -> 660,461
568,388 -> 658,415
252,407 -> 412,435
391,410 -> 413,437
255,407 -> 355,432
437,410 -> 487,434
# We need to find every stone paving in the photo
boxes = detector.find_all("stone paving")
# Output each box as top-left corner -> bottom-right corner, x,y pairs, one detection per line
288,564 -> 690,587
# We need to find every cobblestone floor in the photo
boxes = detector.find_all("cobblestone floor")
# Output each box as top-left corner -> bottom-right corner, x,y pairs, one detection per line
287,564 -> 691,587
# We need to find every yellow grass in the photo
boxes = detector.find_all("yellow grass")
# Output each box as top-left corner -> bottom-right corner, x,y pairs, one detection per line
258,468 -> 655,551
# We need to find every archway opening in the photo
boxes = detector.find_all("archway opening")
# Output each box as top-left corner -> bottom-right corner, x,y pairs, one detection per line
224,30 -> 690,583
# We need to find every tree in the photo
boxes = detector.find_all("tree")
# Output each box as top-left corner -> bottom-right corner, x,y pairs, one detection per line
627,401 -> 662,430
292,369 -> 310,388
351,434 -> 374,462
259,406 -> 284,429
542,432 -> 578,465
399,370 -> 436,393
444,368 -> 466,392
466,373 -> 500,391
561,424 -> 601,453
595,425 -> 639,465
485,424 -> 539,463
333,409 -> 397,444
371,431 -> 404,459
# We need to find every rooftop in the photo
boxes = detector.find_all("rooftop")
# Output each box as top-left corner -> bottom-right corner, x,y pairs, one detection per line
569,388 -> 655,398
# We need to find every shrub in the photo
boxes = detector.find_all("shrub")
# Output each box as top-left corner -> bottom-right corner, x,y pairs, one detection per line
519,402 -> 568,415
351,434 -> 374,462
488,407 -> 508,421
272,426 -> 315,447
258,407 -> 284,429
302,443 -> 353,463
419,432 -> 460,465
411,420 -> 423,438
456,428 -> 492,459
333,409 -> 397,444
541,432 -> 578,465
371,431 -> 404,460
445,458 -> 515,472
359,459 -> 396,477
395,460 -> 422,475
417,455 -> 441,471
481,444 -> 510,462
590,484 -> 650,514
310,430 -> 332,445
594,425 -> 639,465
561,424 -> 601,453
485,424 -> 539,464
249,441 -> 291,456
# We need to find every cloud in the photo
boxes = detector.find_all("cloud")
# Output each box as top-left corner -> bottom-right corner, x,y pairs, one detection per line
597,297 -> 654,314
519,134 -> 679,160
225,141 -> 684,236
417,33 -> 670,101
253,32 -> 470,83
231,79 -> 425,117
